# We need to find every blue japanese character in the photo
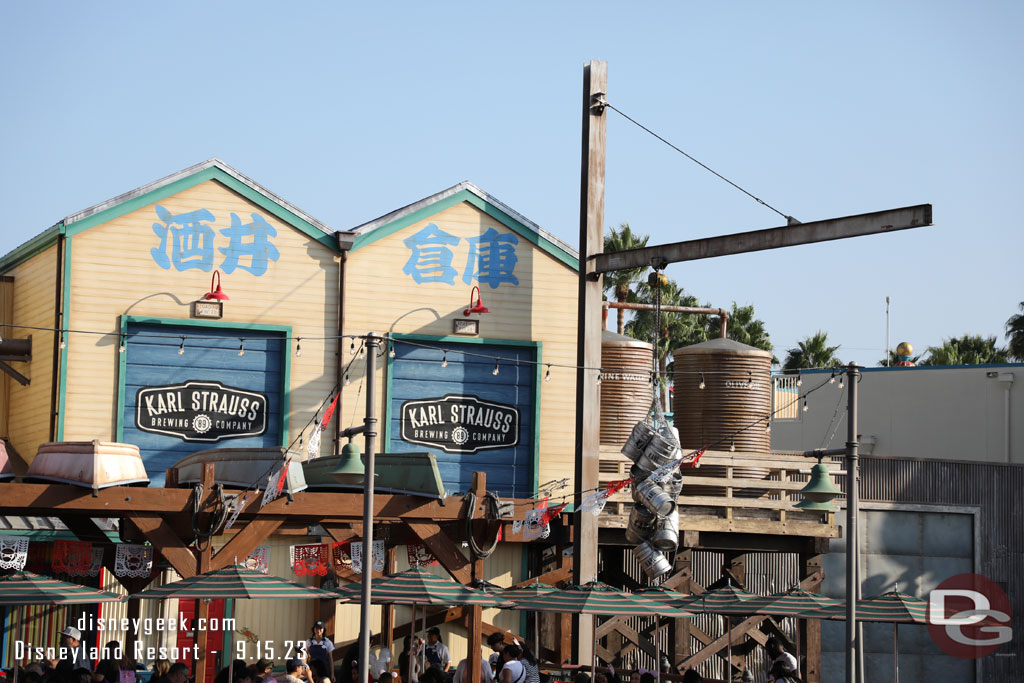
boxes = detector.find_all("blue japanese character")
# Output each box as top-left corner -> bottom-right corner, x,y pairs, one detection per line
402,223 -> 461,285
150,205 -> 216,271
463,228 -> 519,288
218,212 -> 281,276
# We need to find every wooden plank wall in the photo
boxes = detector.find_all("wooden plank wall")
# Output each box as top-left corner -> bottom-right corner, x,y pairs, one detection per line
0,276 -> 12,436
3,245 -> 57,464
343,201 -> 578,495
62,180 -> 339,454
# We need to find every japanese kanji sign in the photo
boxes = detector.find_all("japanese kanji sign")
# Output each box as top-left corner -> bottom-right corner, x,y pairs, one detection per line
402,223 -> 519,288
150,205 -> 280,275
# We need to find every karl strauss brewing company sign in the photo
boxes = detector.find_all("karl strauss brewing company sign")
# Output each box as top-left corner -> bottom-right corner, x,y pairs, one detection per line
401,394 -> 519,454
136,380 -> 268,442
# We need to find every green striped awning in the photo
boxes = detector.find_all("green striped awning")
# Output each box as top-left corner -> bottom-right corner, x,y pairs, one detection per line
336,567 -> 511,607
0,571 -> 126,605
635,585 -> 696,606
803,591 -> 929,623
747,587 -> 844,617
676,585 -> 764,616
500,583 -> 557,602
133,565 -> 336,600
507,582 -> 693,617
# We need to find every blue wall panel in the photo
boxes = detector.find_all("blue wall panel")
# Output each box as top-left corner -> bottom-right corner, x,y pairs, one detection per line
122,323 -> 285,485
388,341 -> 535,498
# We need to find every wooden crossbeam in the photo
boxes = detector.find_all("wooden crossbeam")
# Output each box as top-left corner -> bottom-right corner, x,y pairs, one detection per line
591,204 -> 933,274
403,521 -> 472,584
127,514 -> 197,578
211,518 -> 283,570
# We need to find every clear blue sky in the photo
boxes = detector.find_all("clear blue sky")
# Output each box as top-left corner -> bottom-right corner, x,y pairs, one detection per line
2,1 -> 1021,365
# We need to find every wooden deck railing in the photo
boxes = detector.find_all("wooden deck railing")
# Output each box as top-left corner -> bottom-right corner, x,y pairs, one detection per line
598,446 -> 841,538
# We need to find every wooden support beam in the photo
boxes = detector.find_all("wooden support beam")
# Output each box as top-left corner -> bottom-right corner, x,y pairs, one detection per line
127,515 -> 197,579
381,545 -> 397,654
403,521 -> 472,584
557,545 -> 573,666
194,463 -> 215,683
670,550 -> 693,669
468,473 -> 486,683
678,615 -> 768,670
210,518 -> 283,570
0,360 -> 30,386
800,551 -> 824,683
591,204 -> 933,273
59,516 -> 110,544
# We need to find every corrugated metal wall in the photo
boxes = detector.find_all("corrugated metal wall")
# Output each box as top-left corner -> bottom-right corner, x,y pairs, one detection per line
856,456 -> 1024,682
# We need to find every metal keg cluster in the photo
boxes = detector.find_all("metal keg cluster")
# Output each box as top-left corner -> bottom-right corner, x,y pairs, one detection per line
621,420 -> 684,579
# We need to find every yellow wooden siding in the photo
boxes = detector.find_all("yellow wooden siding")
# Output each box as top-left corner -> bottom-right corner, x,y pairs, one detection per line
0,277 -> 12,435
62,180 -> 339,455
342,202 -> 578,494
4,245 -> 58,465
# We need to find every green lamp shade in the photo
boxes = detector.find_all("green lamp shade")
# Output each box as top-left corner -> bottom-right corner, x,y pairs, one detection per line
794,497 -> 838,512
799,461 -> 842,503
329,440 -> 364,485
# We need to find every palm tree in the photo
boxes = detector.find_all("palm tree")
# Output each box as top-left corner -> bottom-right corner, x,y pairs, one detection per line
783,331 -> 842,371
920,335 -> 1009,366
704,302 -> 776,363
603,222 -> 650,334
625,278 -> 704,407
1006,301 -> 1024,361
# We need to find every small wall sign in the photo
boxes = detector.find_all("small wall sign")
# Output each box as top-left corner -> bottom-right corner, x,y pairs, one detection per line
452,318 -> 479,335
135,380 -> 268,442
400,394 -> 519,454
192,300 -> 224,319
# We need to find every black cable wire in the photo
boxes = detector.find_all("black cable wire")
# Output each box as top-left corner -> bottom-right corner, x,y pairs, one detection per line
603,100 -> 797,224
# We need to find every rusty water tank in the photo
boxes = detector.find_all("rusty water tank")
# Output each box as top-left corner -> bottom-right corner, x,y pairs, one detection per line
673,338 -> 773,498
672,337 -> 773,452
600,330 -> 654,446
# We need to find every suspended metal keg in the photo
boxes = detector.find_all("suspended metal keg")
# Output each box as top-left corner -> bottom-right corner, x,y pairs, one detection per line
662,469 -> 684,497
621,421 -> 657,462
633,477 -> 675,517
624,503 -> 658,544
651,506 -> 679,552
637,429 -> 680,472
632,540 -> 672,579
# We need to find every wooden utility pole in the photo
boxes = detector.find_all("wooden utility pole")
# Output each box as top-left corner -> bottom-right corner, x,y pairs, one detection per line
574,59 -> 607,667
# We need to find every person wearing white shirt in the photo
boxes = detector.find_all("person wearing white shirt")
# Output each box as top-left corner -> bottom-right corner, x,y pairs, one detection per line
497,645 -> 525,683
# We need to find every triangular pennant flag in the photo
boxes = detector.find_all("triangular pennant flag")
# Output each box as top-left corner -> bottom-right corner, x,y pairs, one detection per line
306,428 -> 323,459
320,395 -> 338,431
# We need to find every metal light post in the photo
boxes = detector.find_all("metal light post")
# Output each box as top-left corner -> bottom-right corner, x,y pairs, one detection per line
360,333 -> 379,683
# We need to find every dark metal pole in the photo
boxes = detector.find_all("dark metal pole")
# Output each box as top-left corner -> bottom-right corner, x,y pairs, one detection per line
845,363 -> 861,683
360,333 -> 379,683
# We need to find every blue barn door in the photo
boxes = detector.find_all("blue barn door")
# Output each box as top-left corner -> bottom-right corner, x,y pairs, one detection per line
120,322 -> 286,485
387,339 -> 536,499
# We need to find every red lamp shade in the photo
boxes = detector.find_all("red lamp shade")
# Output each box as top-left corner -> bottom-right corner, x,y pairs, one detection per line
463,286 -> 489,316
204,270 -> 229,301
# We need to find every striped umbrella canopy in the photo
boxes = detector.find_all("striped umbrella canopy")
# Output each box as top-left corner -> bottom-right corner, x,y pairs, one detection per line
0,571 -> 127,604
336,567 -> 512,607
635,585 -> 696,607
675,585 -> 764,616
133,564 -> 336,600
507,581 -> 694,617
499,582 -> 557,601
747,587 -> 845,617
803,590 -> 929,623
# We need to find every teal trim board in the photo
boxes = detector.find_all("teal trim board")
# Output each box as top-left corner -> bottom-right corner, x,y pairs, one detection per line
56,234 -> 71,441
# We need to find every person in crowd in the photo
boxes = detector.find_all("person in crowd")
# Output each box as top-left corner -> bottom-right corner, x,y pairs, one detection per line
307,622 -> 335,682
452,654 -> 491,683
47,626 -> 91,682
484,634 -> 504,682
512,641 -> 537,683
376,673 -> 397,683
152,660 -> 172,683
593,675 -> 608,683
638,674 -> 654,683
166,663 -> 189,683
368,644 -> 392,680
680,670 -> 702,683
423,629 -> 449,673
284,660 -> 308,683
308,660 -> 331,683
417,669 -> 445,683
339,636 -> 363,683
627,671 -> 640,683
764,638 -> 798,681
72,669 -> 93,683
497,645 -> 524,683
397,636 -> 422,683
251,660 -> 275,683
571,673 -> 590,683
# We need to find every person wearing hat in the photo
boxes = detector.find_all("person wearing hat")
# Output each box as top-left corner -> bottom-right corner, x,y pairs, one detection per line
46,626 -> 91,683
307,621 -> 335,682
423,628 -> 449,673
284,659 -> 309,683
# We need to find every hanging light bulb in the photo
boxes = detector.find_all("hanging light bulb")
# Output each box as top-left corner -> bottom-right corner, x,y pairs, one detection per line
838,373 -> 845,389
747,371 -> 753,388
238,340 -> 245,357
358,343 -> 365,358
829,371 -> 836,385
596,371 -> 602,385
493,360 -> 500,376
441,351 -> 448,368
544,365 -> 551,382
388,343 -> 395,359
179,337 -> 185,356
699,373 -> 706,390
60,334 -> 66,350
803,398 -> 809,412
765,420 -> 772,434
295,338 -> 302,357
344,371 -> 350,386
796,373 -> 803,388
729,439 -> 736,452
118,334 -> 126,354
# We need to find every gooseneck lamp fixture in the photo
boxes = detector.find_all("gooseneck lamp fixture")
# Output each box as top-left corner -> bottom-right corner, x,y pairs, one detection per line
463,286 -> 490,315
204,270 -> 230,301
